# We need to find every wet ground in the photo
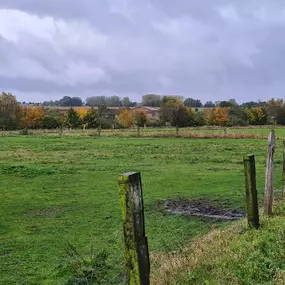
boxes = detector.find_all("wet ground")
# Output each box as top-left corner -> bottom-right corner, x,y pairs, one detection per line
164,199 -> 245,220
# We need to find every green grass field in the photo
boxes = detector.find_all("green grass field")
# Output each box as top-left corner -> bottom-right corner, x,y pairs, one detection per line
2,126 -> 285,138
1,134 -> 284,284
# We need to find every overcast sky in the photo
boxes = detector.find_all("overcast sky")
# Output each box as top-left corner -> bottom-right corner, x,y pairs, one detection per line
1,1 -> 285,103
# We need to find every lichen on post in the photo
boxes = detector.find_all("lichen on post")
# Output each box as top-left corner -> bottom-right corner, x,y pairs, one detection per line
118,172 -> 150,285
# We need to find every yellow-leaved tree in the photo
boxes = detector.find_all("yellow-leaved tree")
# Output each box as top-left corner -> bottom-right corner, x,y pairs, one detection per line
20,107 -> 45,129
116,109 -> 134,128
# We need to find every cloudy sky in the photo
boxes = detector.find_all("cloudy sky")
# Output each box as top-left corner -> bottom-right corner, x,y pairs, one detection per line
0,0 -> 285,103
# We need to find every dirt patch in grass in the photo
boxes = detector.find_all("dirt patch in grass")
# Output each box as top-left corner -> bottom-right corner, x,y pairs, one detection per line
164,199 -> 245,221
25,208 -> 62,216
207,167 -> 233,172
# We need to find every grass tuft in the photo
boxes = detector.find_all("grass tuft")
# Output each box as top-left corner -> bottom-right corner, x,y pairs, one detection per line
151,203 -> 285,285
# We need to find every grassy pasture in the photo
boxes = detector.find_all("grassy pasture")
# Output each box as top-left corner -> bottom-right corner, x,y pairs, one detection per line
2,126 -> 285,138
0,134 -> 284,284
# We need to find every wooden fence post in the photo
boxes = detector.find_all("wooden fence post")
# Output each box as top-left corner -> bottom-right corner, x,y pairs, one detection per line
176,125 -> 179,137
264,130 -> 275,216
97,125 -> 101,137
283,140 -> 285,198
118,172 -> 150,285
243,155 -> 259,229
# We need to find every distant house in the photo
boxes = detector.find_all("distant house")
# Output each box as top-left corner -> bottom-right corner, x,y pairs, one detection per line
139,106 -> 160,120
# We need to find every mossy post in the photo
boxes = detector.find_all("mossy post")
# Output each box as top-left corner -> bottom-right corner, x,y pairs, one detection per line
118,172 -> 150,285
264,130 -> 275,216
282,140 -> 285,198
243,155 -> 259,229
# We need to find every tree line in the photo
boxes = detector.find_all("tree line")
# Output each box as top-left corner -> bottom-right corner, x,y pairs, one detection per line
21,94 -> 266,108
2,92 -> 285,131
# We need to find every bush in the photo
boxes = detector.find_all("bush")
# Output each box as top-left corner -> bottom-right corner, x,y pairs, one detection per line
42,115 -> 62,129
97,118 -> 114,129
18,128 -> 33,135
146,119 -> 165,127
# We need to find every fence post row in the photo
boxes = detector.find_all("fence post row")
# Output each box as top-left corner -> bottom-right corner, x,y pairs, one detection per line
118,172 -> 150,285
264,130 -> 275,216
243,154 -> 259,229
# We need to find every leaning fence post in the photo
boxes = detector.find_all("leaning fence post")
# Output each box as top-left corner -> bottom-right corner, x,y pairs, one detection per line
282,140 -> 285,198
264,130 -> 275,216
243,155 -> 259,229
118,172 -> 150,285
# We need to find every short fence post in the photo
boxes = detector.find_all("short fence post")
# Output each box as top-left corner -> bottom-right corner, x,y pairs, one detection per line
243,155 -> 259,229
97,125 -> 101,137
176,125 -> 179,137
283,140 -> 285,198
118,172 -> 150,285
264,130 -> 275,216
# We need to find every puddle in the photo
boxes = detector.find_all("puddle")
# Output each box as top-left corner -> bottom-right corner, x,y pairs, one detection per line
164,200 -> 245,221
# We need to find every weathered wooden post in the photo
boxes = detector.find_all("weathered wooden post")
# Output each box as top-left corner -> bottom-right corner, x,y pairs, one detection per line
97,125 -> 101,137
176,125 -> 179,137
118,172 -> 150,285
282,140 -> 285,198
264,130 -> 275,216
243,155 -> 259,229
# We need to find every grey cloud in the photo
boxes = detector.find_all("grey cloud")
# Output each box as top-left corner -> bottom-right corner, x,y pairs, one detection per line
1,1 -> 285,102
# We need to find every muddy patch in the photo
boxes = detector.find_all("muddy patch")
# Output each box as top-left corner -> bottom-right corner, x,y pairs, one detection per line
25,207 -> 62,216
164,199 -> 245,221
207,167 -> 233,172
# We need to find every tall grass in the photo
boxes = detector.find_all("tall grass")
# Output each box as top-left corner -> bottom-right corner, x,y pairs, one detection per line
151,203 -> 285,285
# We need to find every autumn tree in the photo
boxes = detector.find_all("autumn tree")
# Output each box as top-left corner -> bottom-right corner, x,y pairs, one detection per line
116,109 -> 134,128
76,107 -> 88,128
20,107 -> 45,129
265,98 -> 285,124
205,107 -> 230,126
214,107 -> 230,126
244,107 -> 267,125
0,92 -> 22,130
160,96 -> 194,127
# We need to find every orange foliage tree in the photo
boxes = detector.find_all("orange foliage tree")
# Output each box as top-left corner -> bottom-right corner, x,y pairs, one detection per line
20,107 -> 45,129
213,107 -> 230,126
204,107 -> 230,126
116,109 -> 134,128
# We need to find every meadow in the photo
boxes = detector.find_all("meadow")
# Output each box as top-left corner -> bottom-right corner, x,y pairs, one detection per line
1,131 -> 284,284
